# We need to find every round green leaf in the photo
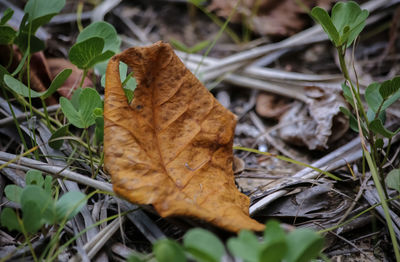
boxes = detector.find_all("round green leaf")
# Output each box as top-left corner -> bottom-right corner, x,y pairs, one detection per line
22,200 -> 44,233
184,228 -> 225,262
24,0 -> 65,31
69,37 -> 109,69
0,208 -> 22,232
0,25 -> 16,45
386,169 -> 400,193
4,185 -> 23,203
60,97 -> 85,128
227,230 -> 261,262
77,21 -> 120,53
56,191 -> 87,222
153,239 -> 187,262
284,229 -> 324,262
25,169 -> 44,187
21,185 -> 56,224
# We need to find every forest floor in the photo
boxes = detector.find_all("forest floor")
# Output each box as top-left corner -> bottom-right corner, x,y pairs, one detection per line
0,0 -> 400,261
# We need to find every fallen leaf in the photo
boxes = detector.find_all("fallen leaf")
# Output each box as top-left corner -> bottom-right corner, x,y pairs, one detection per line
255,92 -> 292,119
207,0 -> 334,37
278,86 -> 349,150
47,58 -> 93,98
104,42 -> 264,232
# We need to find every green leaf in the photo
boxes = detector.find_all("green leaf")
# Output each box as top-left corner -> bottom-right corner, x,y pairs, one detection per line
4,185 -> 23,203
4,75 -> 43,98
56,191 -> 86,222
341,83 -> 355,107
153,239 -> 187,262
0,208 -> 22,232
21,185 -> 56,224
79,88 -> 103,127
60,88 -> 102,128
42,69 -> 72,99
60,97 -> 84,128
188,40 -> 210,53
260,220 -> 287,262
375,138 -> 384,149
49,124 -> 69,149
386,169 -> 400,193
14,31 -> 46,54
0,25 -> 16,45
170,38 -> 189,52
311,7 -> 339,46
69,37 -> 113,70
183,228 -> 225,262
284,229 -> 324,262
365,82 -> 382,113
22,200 -> 43,233
369,119 -> 400,138
0,65 -> 9,85
331,1 -> 368,47
26,169 -> 44,187
77,21 -> 120,53
379,76 -> 400,100
24,0 -> 65,32
0,8 -> 14,25
71,87 -> 83,109
44,175 -> 53,195
339,106 -> 359,132
227,230 -> 261,262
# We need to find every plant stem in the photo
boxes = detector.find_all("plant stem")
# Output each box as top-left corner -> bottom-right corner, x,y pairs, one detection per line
79,69 -> 88,89
40,98 -> 53,131
364,149 -> 400,261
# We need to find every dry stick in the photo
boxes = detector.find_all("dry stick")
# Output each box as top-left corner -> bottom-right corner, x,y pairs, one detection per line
0,104 -> 60,126
0,152 -> 112,192
69,217 -> 125,262
334,173 -> 372,232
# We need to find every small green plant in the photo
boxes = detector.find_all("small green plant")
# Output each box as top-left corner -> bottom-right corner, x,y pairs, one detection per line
1,170 -> 86,234
312,1 -> 400,260
1,170 -> 87,260
128,220 -> 324,262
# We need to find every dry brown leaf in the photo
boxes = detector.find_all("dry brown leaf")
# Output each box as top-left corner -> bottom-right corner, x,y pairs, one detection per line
47,58 -> 93,99
104,42 -> 264,232
255,92 -> 292,119
278,86 -> 349,150
208,0 -> 334,36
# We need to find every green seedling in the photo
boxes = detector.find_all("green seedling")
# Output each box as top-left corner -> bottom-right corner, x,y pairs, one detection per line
311,1 -> 368,48
1,170 -> 86,234
60,87 -> 102,129
312,2 -> 400,260
129,220 -> 324,262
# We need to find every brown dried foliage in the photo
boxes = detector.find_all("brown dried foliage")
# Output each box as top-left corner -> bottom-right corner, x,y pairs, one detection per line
104,42 -> 264,232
